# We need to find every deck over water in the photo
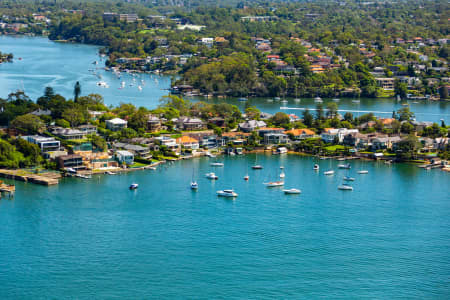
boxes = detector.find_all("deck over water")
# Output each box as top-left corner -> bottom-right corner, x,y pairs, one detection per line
0,169 -> 60,185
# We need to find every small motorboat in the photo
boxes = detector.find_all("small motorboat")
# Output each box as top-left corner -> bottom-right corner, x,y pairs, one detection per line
210,162 -> 224,167
274,97 -> 281,101
324,170 -> 334,175
343,176 -> 355,181
313,164 -> 320,171
217,189 -> 238,197
332,98 -> 340,102
357,170 -> 369,174
190,181 -> 198,190
244,175 -> 249,181
294,98 -> 301,103
264,181 -> 284,187
75,174 -> 92,179
205,173 -> 218,180
252,165 -> 263,169
281,99 -> 288,103
338,184 -> 353,191
129,183 -> 139,190
96,81 -> 109,88
238,97 -> 247,101
352,99 -> 360,103
283,188 -> 301,194
106,171 -> 117,175
314,97 -> 323,103
279,172 -> 285,178
338,163 -> 351,169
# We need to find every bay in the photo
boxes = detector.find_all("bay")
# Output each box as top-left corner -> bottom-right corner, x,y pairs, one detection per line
0,154 -> 449,298
1,36 -> 449,123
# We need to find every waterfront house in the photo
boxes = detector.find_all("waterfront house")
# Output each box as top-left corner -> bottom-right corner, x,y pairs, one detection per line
372,136 -> 402,150
239,120 -> 267,132
173,117 -> 205,131
30,109 -> 51,116
219,132 -> 251,146
411,121 -> 434,132
147,115 -> 163,132
321,128 -> 359,143
208,117 -> 225,128
51,127 -> 85,140
57,154 -> 83,169
154,136 -> 180,153
375,78 -> 395,90
184,131 -> 217,148
106,118 -> 127,131
115,150 -> 134,165
88,110 -> 106,120
21,135 -> 60,152
176,136 -> 200,150
285,128 -> 315,140
113,142 -> 151,158
264,133 -> 289,145
77,124 -> 97,135
258,127 -> 285,138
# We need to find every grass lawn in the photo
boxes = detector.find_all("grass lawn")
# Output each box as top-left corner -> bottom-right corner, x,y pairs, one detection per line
129,162 -> 147,168
324,145 -> 347,152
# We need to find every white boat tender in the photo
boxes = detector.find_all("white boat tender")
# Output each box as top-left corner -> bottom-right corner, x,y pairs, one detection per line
205,172 -> 218,180
283,188 -> 301,194
357,170 -> 369,174
210,162 -> 224,167
279,172 -> 285,178
343,176 -> 355,181
129,183 -> 139,190
313,164 -> 320,171
264,181 -> 284,187
244,175 -> 249,181
338,184 -> 353,191
252,165 -> 263,169
324,170 -> 335,175
190,181 -> 198,190
217,189 -> 238,197
338,163 -> 351,169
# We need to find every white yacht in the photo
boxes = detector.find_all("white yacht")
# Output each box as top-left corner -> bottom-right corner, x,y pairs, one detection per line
264,181 -> 284,187
210,162 -> 224,167
332,98 -> 340,102
283,188 -> 301,194
129,183 -> 139,190
205,173 -> 218,180
279,171 -> 285,178
294,98 -> 301,103
190,181 -> 198,190
343,176 -> 355,181
314,97 -> 323,103
217,189 -> 238,197
357,170 -> 369,174
313,164 -> 320,171
252,165 -> 263,170
338,184 -> 353,191
324,170 -> 335,175
338,163 -> 351,169
97,81 -> 109,88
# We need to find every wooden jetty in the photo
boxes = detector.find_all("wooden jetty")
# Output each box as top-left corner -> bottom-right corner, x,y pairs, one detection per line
0,169 -> 60,186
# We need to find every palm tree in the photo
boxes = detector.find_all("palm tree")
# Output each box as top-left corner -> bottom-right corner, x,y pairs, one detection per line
74,81 -> 81,102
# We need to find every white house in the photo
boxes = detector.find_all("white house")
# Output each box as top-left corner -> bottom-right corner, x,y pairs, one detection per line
321,128 -> 359,143
106,118 -> 127,131
115,150 -> 134,165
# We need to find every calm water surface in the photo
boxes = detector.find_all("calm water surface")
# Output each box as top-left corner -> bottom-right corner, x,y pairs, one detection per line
0,155 -> 449,298
1,36 -> 449,122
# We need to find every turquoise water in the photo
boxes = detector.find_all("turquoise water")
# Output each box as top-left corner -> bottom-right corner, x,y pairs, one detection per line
0,154 -> 449,298
1,36 -> 449,123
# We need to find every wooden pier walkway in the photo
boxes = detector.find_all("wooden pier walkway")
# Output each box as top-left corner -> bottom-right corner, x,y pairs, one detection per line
0,169 -> 61,185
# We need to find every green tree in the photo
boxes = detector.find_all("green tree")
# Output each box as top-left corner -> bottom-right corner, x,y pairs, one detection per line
10,114 -> 45,134
397,107 -> 414,121
62,108 -> 86,127
271,112 -> 290,127
326,102 -> 338,119
74,81 -> 81,103
394,80 -> 408,99
302,109 -> 313,127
